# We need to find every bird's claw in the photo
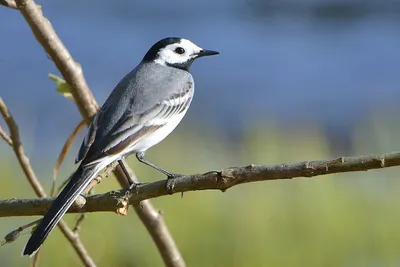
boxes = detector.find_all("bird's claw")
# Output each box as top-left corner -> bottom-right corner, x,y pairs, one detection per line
165,173 -> 182,194
167,173 -> 181,180
128,182 -> 143,192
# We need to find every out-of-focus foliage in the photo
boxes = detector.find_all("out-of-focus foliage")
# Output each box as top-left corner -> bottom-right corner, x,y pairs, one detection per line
1,109 -> 400,267
48,74 -> 73,101
2,1 -> 400,265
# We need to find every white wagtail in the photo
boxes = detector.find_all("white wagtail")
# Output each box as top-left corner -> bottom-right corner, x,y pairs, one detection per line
23,37 -> 219,256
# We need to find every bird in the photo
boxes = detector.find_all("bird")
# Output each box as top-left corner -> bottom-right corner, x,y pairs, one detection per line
23,37 -> 219,256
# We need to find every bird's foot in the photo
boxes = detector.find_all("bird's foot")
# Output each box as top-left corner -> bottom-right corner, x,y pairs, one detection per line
165,173 -> 182,195
167,173 -> 181,180
128,181 -> 143,192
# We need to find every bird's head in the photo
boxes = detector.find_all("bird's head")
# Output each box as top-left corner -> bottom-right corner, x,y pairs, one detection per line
142,37 -> 219,71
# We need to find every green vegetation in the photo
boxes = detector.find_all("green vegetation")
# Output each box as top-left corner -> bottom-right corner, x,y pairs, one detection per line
1,110 -> 400,267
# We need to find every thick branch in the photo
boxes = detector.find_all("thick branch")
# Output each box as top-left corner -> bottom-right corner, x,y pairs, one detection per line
2,151 -> 400,217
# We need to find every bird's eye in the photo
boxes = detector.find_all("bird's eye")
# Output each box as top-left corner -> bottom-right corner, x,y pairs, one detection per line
174,47 -> 185,54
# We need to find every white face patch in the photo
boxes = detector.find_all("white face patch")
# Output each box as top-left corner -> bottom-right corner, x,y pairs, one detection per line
154,39 -> 203,66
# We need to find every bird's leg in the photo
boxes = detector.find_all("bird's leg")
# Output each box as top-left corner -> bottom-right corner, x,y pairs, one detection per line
118,159 -> 136,186
136,151 -> 181,179
136,151 -> 182,194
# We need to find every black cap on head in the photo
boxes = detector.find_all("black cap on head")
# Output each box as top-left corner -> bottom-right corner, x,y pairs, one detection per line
142,37 -> 182,62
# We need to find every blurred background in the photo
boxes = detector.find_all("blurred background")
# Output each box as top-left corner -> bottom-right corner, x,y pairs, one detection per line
1,0 -> 400,266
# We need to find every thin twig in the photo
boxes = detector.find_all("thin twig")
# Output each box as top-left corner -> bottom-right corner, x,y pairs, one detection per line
0,98 -> 96,267
31,250 -> 40,267
73,214 -> 87,233
0,98 -> 47,197
2,219 -> 40,246
0,125 -> 13,146
0,0 -> 17,9
2,228 -> 21,246
74,161 -> 119,233
3,150 -> 399,217
52,119 -> 86,196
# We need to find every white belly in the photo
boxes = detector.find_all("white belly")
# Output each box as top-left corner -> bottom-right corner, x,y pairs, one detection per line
123,111 -> 186,155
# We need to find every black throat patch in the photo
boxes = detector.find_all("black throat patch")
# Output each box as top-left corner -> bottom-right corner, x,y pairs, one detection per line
165,60 -> 194,72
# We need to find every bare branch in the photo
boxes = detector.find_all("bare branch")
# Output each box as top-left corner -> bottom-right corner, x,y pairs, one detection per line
72,214 -> 87,233
72,161 -> 118,233
14,0 -> 99,120
83,161 -> 119,195
0,0 -> 17,9
0,125 -> 12,146
55,221 -> 96,267
0,98 -> 96,267
4,2 -> 399,267
52,119 -> 86,196
0,98 -> 47,197
2,228 -> 21,245
113,159 -> 186,267
31,249 -> 40,267
2,219 -> 40,245
9,0 -> 186,265
2,150 -> 400,218
0,130 -> 12,145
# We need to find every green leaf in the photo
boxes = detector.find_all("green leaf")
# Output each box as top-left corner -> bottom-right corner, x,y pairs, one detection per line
48,73 -> 74,101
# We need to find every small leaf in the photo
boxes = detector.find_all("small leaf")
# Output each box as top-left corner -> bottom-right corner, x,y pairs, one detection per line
48,73 -> 74,101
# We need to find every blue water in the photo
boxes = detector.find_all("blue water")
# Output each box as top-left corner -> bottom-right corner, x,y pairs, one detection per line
1,0 -> 400,154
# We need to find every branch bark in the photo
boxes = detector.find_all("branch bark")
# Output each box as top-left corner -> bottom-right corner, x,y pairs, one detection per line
0,98 -> 96,267
0,0 -> 17,9
112,160 -> 185,266
2,150 -> 399,217
4,1 -> 185,266
14,0 -> 98,120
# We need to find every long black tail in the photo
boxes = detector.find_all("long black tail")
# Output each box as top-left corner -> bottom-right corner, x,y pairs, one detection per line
23,164 -> 99,256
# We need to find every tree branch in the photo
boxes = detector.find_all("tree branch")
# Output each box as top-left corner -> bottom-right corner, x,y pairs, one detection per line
0,98 -> 96,267
14,0 -> 98,120
5,1 -> 185,266
0,124 -> 13,146
2,150 -> 400,217
0,98 -> 47,197
0,0 -> 17,9
112,160 -> 185,266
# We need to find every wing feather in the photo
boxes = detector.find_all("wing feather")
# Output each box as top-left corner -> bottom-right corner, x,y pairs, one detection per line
75,113 -> 99,164
80,88 -> 192,166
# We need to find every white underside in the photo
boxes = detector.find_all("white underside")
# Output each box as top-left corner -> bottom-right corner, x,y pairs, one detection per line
87,110 -> 187,167
123,111 -> 186,155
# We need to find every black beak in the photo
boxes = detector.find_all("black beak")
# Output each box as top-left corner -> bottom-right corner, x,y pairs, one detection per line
196,49 -> 220,58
